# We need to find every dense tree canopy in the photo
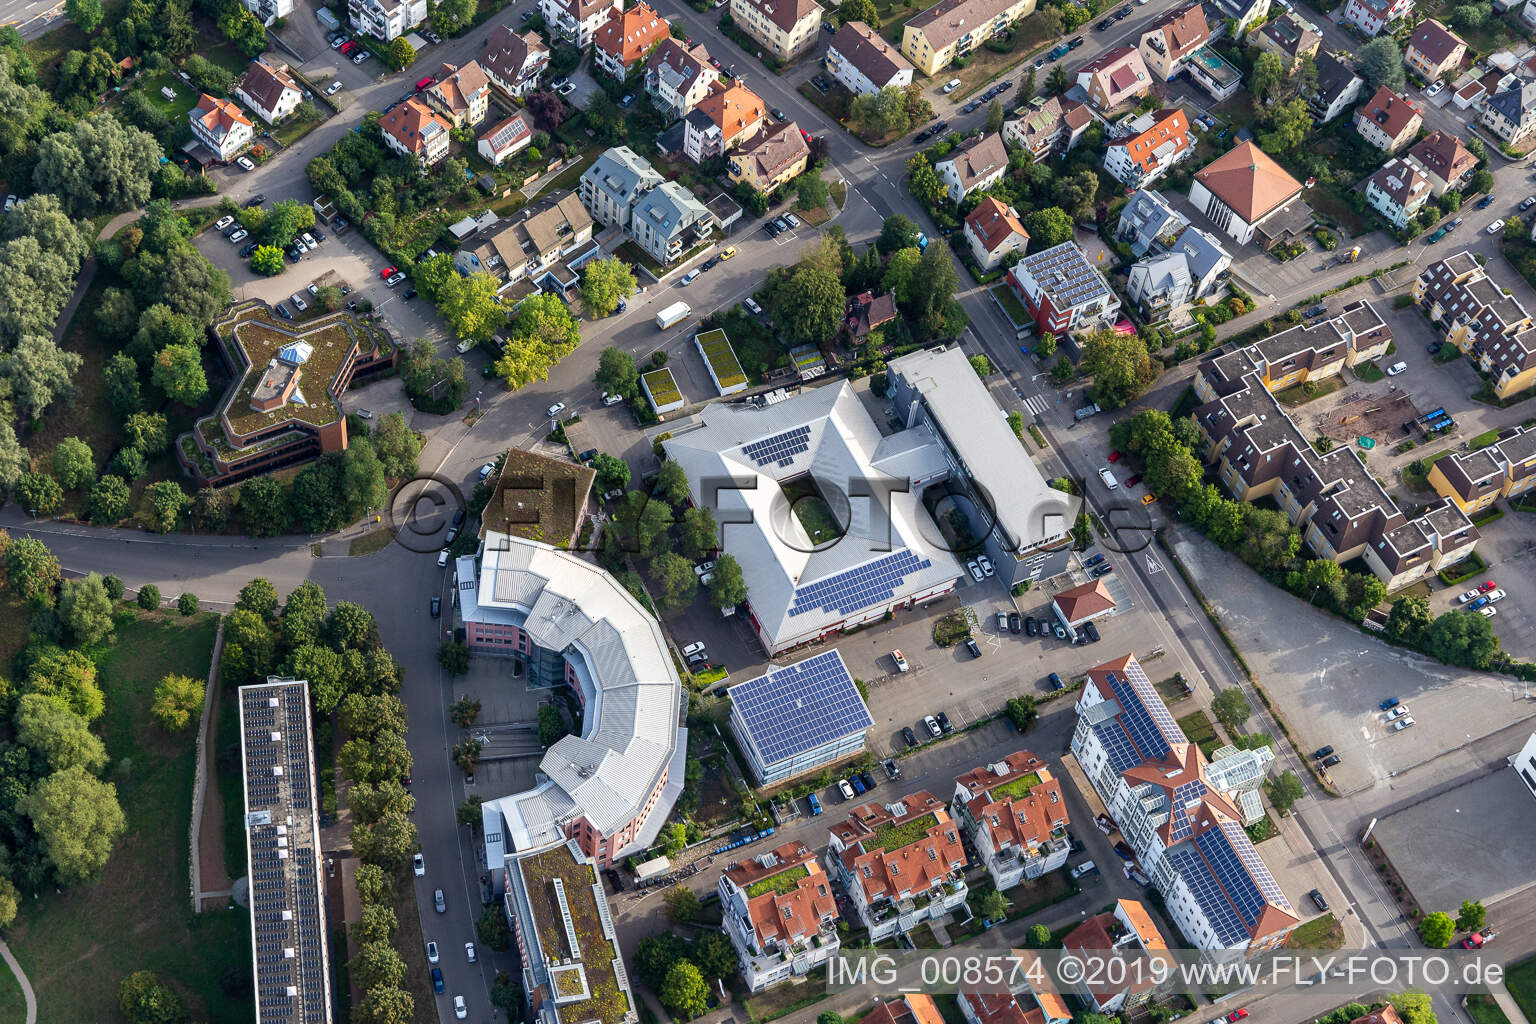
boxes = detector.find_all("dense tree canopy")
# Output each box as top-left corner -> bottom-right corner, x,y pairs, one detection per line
21,764 -> 126,883
33,114 -> 161,216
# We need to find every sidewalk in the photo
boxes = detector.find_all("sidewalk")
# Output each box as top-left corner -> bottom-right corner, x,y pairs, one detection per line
1494,990 -> 1534,1024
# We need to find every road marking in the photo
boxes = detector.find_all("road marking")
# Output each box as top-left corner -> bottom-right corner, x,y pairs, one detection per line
1145,553 -> 1163,574
1020,393 -> 1050,416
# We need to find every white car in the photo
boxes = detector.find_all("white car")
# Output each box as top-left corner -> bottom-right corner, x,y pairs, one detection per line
1480,605 -> 1499,617
236,156 -> 255,171
977,555 -> 994,576
1386,704 -> 1410,720
2,194 -> 15,211
426,941 -> 439,963
924,715 -> 942,738
545,401 -> 566,419
680,269 -> 700,285
1426,81 -> 1443,98
229,229 -> 248,243
465,942 -> 477,963
743,296 -> 762,315
214,215 -> 234,231
1488,220 -> 1505,235
454,996 -> 467,1019
837,778 -> 856,800
1098,467 -> 1118,490
291,294 -> 308,312
455,338 -> 475,354
557,80 -> 575,95
892,649 -> 909,672
1458,588 -> 1482,603
302,233 -> 317,248
413,853 -> 425,876
966,560 -> 984,582
681,641 -> 706,659
693,560 -> 716,578
785,213 -> 801,229
326,80 -> 343,95
1386,361 -> 1407,375
1486,588 -> 1506,603
1392,716 -> 1416,730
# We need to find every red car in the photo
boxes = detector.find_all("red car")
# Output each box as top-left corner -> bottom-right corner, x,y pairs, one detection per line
1108,450 -> 1122,462
800,127 -> 812,143
1126,474 -> 1143,487
1480,580 -> 1498,592
380,266 -> 397,279
1227,1011 -> 1249,1022
339,39 -> 357,53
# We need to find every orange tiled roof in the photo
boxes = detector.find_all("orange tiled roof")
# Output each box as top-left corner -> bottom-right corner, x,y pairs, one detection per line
594,1 -> 670,66
1053,578 -> 1115,622
381,98 -> 451,154
1193,140 -> 1302,223
193,93 -> 252,134
965,196 -> 1029,254
832,791 -> 967,903
430,60 -> 489,115
698,78 -> 766,145
1115,107 -> 1192,175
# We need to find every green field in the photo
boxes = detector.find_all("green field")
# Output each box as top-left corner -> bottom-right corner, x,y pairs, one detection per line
1,610 -> 256,1024
1508,955 -> 1536,1024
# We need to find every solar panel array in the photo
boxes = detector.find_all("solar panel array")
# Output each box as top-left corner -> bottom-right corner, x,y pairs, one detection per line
731,651 -> 873,765
787,550 -> 932,619
240,680 -> 332,1024
1022,244 -> 1110,310
1166,777 -> 1209,843
741,425 -> 811,468
1165,842 -> 1251,947
1217,820 -> 1292,914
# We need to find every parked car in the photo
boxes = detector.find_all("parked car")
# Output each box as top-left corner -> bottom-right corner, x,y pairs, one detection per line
1321,754 -> 1341,768
1053,621 -> 1068,639
454,996 -> 467,1020
1008,611 -> 1021,633
275,303 -> 292,320
967,560 -> 984,582
849,773 -> 865,795
1082,621 -> 1100,643
1024,616 -> 1037,636
478,461 -> 496,480
430,596 -> 441,618
1085,553 -> 1106,566
215,215 -> 234,231
902,726 -> 920,747
1312,745 -> 1334,759
228,229 -> 248,243
1227,1010 -> 1249,1022
1470,595 -> 1490,611
1386,361 -> 1408,375
1386,704 -> 1411,720
837,778 -> 856,800
680,269 -> 700,285
1486,588 -> 1506,603
784,212 -> 801,229
860,770 -> 877,791
924,715 -> 942,738
1047,672 -> 1063,690
236,156 -> 255,171
807,792 -> 823,815
1393,716 -> 1416,730
1380,696 -> 1399,710
977,554 -> 994,576
1310,888 -> 1329,911
892,649 -> 909,672
327,80 -> 343,95
1091,563 -> 1114,578
964,637 -> 981,658
432,968 -> 445,993
434,889 -> 446,913
1481,579 -> 1499,591
1425,81 -> 1444,98
743,296 -> 762,314
1478,194 -> 1498,209
936,711 -> 952,733
1480,605 -> 1498,618
545,401 -> 567,419
413,853 -> 425,876
1488,220 -> 1505,235
427,941 -> 439,963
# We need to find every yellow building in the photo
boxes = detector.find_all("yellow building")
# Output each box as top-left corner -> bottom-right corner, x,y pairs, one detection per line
1415,250 -> 1536,400
1427,427 -> 1536,514
900,0 -> 1036,77
728,0 -> 821,62
727,121 -> 810,195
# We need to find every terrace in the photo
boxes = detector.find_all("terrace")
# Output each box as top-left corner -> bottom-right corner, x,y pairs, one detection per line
518,845 -> 632,1024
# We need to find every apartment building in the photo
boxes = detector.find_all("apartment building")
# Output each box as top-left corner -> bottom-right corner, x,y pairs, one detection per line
1101,107 -> 1194,186
1137,3 -> 1209,80
718,842 -> 840,991
934,132 -> 1007,203
1077,46 -> 1152,111
477,113 -> 534,165
1429,426 -> 1536,514
1062,900 -> 1171,1013
592,2 -> 670,78
379,98 -> 452,171
1354,86 -> 1422,153
950,752 -> 1069,890
1405,18 -> 1466,81
1308,51 -> 1364,122
728,121 -> 810,195
1342,0 -> 1412,36
963,196 -> 1029,270
539,0 -> 619,47
482,26 -> 550,99
454,191 -> 594,290
1249,11 -> 1320,65
1071,654 -> 1298,955
685,79 -> 766,163
1002,94 -> 1091,161
900,0 -> 1036,77
189,94 -> 253,161
644,38 -> 715,118
1365,158 -> 1431,229
1416,251 -> 1536,400
959,987 -> 1070,1024
729,0 -> 822,61
1190,302 -> 1481,589
1481,76 -> 1536,146
348,0 -> 427,41
424,61 -> 490,127
1404,130 -> 1477,196
825,791 -> 969,942
235,60 -> 301,125
1125,227 -> 1231,318
1117,189 -> 1190,257
1005,241 -> 1122,337
630,180 -> 712,263
825,21 -> 914,96
579,145 -> 663,230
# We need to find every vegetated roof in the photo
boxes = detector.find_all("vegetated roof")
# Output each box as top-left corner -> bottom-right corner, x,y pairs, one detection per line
642,366 -> 681,405
516,843 -> 633,1024
745,863 -> 809,898
696,328 -> 747,389
869,811 -> 940,852
479,447 -> 595,546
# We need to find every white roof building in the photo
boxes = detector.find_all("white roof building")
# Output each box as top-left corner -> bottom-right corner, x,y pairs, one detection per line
475,533 -> 685,877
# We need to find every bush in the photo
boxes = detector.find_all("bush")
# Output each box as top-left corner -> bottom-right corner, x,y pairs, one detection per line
177,593 -> 199,616
103,575 -> 125,601
137,583 -> 161,610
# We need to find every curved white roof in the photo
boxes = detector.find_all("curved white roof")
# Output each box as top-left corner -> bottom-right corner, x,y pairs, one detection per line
477,533 -> 684,857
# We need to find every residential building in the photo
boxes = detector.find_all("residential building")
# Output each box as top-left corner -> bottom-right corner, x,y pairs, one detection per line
1342,0 -> 1411,36
1102,107 -> 1194,187
478,112 -> 534,165
1171,225 -> 1233,299
1249,12 -> 1320,65
190,94 -> 253,162
718,843 -> 841,991
826,21 -> 914,96
663,380 -> 965,653
456,191 -> 594,290
729,0 -> 822,61
1202,0 -> 1269,36
643,38 -> 715,119
630,180 -> 712,263
1051,578 -> 1116,635
684,79 -> 766,163
1405,19 -> 1466,81
856,996 -> 947,1024
728,121 -> 810,195
1185,46 -> 1243,100
846,291 -> 898,341
950,751 -> 1070,890
592,2 -> 669,79
1062,900 -> 1171,1013
1525,0 -> 1536,31
1365,158 -> 1431,229
482,25 -> 550,99
379,98 -> 452,171
1405,130 -> 1477,196
1351,1009 -> 1407,1024
235,60 -> 301,125
237,678 -> 333,1024
539,0 -> 620,48
1514,732 -> 1536,799
1137,3 -> 1209,80
1117,189 -> 1190,257
1006,241 -> 1122,337
348,0 -> 428,41
825,791 -> 969,942
1482,76 -> 1536,146
900,0 -> 1037,77
1308,51 -> 1365,122
934,132 -> 1008,203
885,346 -> 1072,587
1071,653 -> 1299,954
468,530 -> 684,872
1205,744 -> 1279,825
425,61 -> 490,127
1428,425 -> 1536,513
579,146 -> 663,231
1354,86 -> 1422,152
959,987 -> 1070,1024
1002,95 -> 1092,161
963,196 -> 1029,270
1126,225 -> 1231,316
1191,302 -> 1480,589
1416,251 -> 1536,401
1077,46 -> 1152,111
1189,140 -> 1308,247
728,651 -> 873,784
241,0 -> 291,27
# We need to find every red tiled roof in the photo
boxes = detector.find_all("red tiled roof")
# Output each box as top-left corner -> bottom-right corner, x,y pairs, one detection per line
1114,107 -> 1192,175
193,93 -> 252,134
1406,18 -> 1465,69
593,1 -> 670,66
698,78 -> 766,144
1053,578 -> 1115,622
1356,85 -> 1421,141
965,196 -> 1029,254
1193,140 -> 1302,222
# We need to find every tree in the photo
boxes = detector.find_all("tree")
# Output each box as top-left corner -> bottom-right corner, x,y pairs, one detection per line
906,154 -> 945,207
59,573 -> 114,646
839,0 -> 877,22
371,412 -> 421,478
351,808 -> 418,867
0,878 -> 17,931
33,114 -> 160,217
437,640 -> 471,676
1249,50 -> 1285,104
616,490 -> 674,555
595,346 -> 640,401
6,536 -> 61,610
691,930 -> 736,980
986,98 -> 1004,133
477,904 -> 512,951
263,199 -> 315,248
850,85 -> 910,137
579,255 -> 637,318
796,173 -> 831,211
352,986 -> 413,1024
664,884 -> 701,923
1390,992 -> 1437,1024
1005,696 -> 1037,733
1080,329 -> 1157,408
24,646 -> 104,720
341,437 -> 388,519
537,703 -> 568,746
64,0 -> 103,32
118,970 -> 188,1024
177,592 -> 198,615
1422,610 -> 1499,669
1027,924 -> 1051,948
16,694 -> 107,773
679,506 -> 717,561
707,553 -> 748,609
452,737 -> 482,774
151,674 -> 205,731
386,37 -> 415,71
1456,899 -> 1487,933
969,353 -> 992,377
491,971 -> 522,1015
143,480 -> 190,533
137,583 -> 161,610
1266,769 -> 1303,813
1257,98 -> 1312,153
652,551 -> 699,612
1025,207 -> 1073,248
878,214 -> 921,254
1385,595 -> 1433,643
634,933 -> 691,990
251,245 -> 284,275
882,246 -> 923,305
123,412 -> 169,454
655,461 -> 691,506
340,693 -> 407,738
1047,64 -> 1069,95
237,578 -> 280,620
151,343 -> 206,405
494,292 -> 581,389
1,336 -> 82,421
659,961 -> 710,1019
457,794 -> 485,826
104,352 -> 141,414
351,941 -> 407,991
593,453 -> 630,493
1212,687 -> 1251,732
51,436 -> 94,490
527,89 -> 567,130
22,765 -> 125,882
772,263 -> 844,346
0,238 -> 76,350
221,608 -> 276,684
979,887 -> 1010,922
1359,37 -> 1406,91
1418,911 -> 1455,948
1470,168 -> 1494,196
448,695 -> 482,728
14,471 -> 62,517
0,421 -> 25,490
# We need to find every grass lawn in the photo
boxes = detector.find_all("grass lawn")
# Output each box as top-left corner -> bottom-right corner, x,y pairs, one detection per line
1353,361 -> 1385,382
140,73 -> 201,122
273,103 -> 327,147
350,527 -> 397,555
743,966 -> 827,1024
0,963 -> 22,1023
1509,955 -> 1536,1024
782,476 -> 844,545
1154,674 -> 1192,705
1285,913 -> 1344,950
23,20 -> 91,92
951,15 -> 1057,100
990,282 -> 1028,325
1175,709 -> 1222,757
1402,448 -> 1455,493
1274,376 -> 1343,406
1467,995 -> 1513,1024
2,609 -> 254,1024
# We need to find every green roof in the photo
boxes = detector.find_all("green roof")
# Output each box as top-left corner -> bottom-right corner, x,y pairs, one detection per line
745,864 -> 809,899
642,367 -> 682,408
988,772 -> 1042,801
696,328 -> 747,391
518,845 -> 632,1024
868,812 -> 939,853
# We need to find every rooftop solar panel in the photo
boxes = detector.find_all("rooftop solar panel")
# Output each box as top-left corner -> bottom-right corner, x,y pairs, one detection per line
741,425 -> 811,468
731,651 -> 873,766
786,549 -> 932,619
1166,842 -> 1250,946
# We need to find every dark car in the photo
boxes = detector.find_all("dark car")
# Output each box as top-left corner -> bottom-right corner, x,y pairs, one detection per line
1026,616 -> 1038,636
1092,563 -> 1114,577
902,726 -> 920,748
313,229 -> 326,243
772,216 -> 790,231
1068,34 -> 1084,46
1048,672 -> 1064,690
403,288 -> 418,300
1478,194 -> 1497,209
1304,304 -> 1328,318
244,194 -> 266,208
771,107 -> 787,121
764,221 -> 780,237
1082,621 -> 1100,643
932,120 -> 949,133
452,508 -> 467,527
1008,611 -> 1021,633
1095,18 -> 1112,28
914,127 -> 934,142
935,711 -> 953,733
432,968 -> 444,994
1116,4 -> 1132,15
1312,745 -> 1334,759
702,256 -> 719,271
963,100 -> 982,113
859,770 -> 877,791
275,303 -> 293,320
964,636 -> 981,658
1428,341 -> 1443,355
1085,553 -> 1106,566
1068,831 -> 1086,855
1125,473 -> 1143,487
430,596 -> 441,617
240,242 -> 259,257
1321,754 -> 1342,769
1310,888 -> 1329,911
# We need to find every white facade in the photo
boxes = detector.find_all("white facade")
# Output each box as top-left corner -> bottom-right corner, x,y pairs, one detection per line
348,0 -> 428,40
825,22 -> 914,96
1343,0 -> 1412,35
717,846 -> 841,991
540,0 -> 620,47
1514,731 -> 1536,799
241,0 -> 292,28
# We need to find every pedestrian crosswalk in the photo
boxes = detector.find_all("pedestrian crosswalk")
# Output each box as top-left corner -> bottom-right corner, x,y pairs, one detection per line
1020,394 -> 1050,417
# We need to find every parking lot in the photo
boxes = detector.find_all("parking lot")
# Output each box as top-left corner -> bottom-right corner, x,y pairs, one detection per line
1435,523 -> 1536,660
